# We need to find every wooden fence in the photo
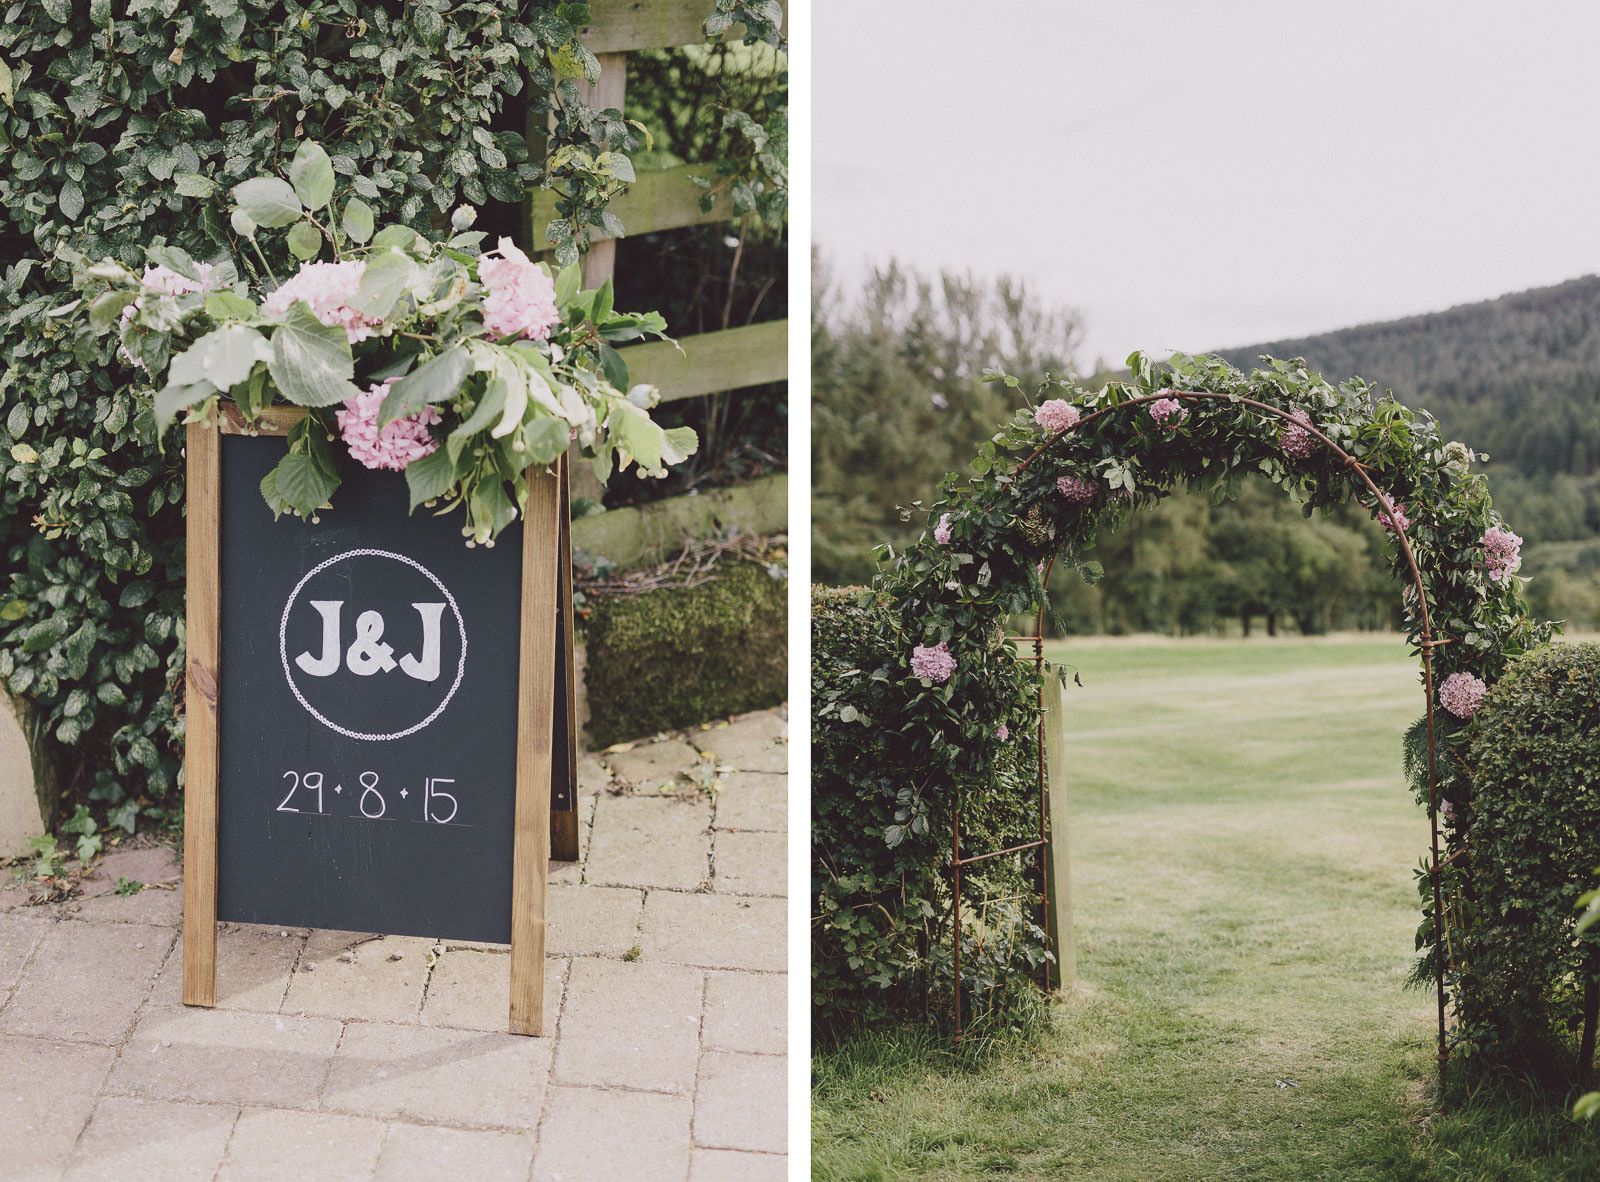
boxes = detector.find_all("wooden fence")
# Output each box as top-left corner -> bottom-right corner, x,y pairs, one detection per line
526,0 -> 788,542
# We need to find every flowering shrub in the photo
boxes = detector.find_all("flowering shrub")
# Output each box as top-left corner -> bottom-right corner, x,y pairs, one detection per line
812,586 -> 1042,1035
1438,672 -> 1487,719
910,641 -> 957,683
64,144 -> 695,545
1481,525 -> 1523,582
814,348 -> 1551,1042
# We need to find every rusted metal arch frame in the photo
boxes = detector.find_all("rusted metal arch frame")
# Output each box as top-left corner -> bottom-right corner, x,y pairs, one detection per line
947,389 -> 1450,1080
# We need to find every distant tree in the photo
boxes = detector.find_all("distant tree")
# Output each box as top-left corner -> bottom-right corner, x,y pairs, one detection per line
812,255 -> 1083,585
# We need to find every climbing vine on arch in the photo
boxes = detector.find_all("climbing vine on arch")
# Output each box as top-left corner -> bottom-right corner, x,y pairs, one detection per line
814,348 -> 1553,1039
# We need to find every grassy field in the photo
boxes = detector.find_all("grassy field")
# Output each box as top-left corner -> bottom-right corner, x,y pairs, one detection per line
812,635 -> 1600,1180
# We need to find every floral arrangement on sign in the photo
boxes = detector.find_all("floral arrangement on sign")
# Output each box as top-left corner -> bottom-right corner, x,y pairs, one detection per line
60,142 -> 695,546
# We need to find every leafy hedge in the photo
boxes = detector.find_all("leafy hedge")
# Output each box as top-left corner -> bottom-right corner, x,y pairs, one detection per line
0,1 -> 752,832
1460,643 -> 1600,1074
812,585 -> 1048,1037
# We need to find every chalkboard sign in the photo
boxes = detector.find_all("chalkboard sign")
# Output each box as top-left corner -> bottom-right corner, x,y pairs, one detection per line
183,409 -> 563,1034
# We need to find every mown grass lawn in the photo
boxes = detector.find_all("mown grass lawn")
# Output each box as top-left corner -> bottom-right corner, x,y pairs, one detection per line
812,635 -> 1600,1180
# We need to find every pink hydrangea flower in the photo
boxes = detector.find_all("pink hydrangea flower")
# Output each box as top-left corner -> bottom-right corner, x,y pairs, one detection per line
1148,397 -> 1187,427
336,380 -> 442,471
120,263 -> 216,367
1438,671 -> 1487,719
1279,408 -> 1317,459
478,238 -> 560,341
1056,475 -> 1095,505
1034,399 -> 1080,434
1375,493 -> 1410,534
1481,525 -> 1522,581
995,723 -> 1009,742
140,262 -> 213,297
1440,799 -> 1457,821
264,260 -> 378,343
910,641 -> 957,683
933,512 -> 953,545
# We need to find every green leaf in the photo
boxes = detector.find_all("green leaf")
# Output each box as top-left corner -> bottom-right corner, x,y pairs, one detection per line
342,197 -> 374,243
404,446 -> 458,511
471,476 -> 517,536
60,181 -> 84,220
204,291 -> 256,320
174,172 -> 215,198
606,401 -> 663,473
266,453 -> 340,517
553,262 -> 580,307
88,290 -> 137,334
22,617 -> 69,653
381,346 -> 469,426
288,141 -> 335,211
522,416 -> 569,466
286,221 -> 322,261
351,248 -> 414,319
0,600 -> 27,622
597,342 -> 627,389
232,177 -> 302,228
153,379 -> 218,434
0,58 -> 12,110
372,224 -> 422,250
191,324 -> 272,392
267,305 -> 358,408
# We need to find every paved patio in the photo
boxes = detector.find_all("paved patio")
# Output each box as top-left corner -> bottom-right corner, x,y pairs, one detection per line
0,707 -> 787,1181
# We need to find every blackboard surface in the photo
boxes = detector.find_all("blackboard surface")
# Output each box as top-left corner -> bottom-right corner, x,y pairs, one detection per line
218,434 -> 531,942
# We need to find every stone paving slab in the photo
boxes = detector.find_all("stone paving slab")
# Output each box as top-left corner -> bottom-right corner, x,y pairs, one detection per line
703,971 -> 786,1055
419,951 -> 566,1034
218,1108 -> 386,1182
641,892 -> 786,972
691,1147 -> 789,1182
689,710 -> 786,773
109,1007 -> 345,1108
532,1087 -> 692,1182
712,829 -> 786,897
0,704 -> 788,1179
553,959 -> 704,1093
712,770 -> 786,832
64,1097 -> 238,1182
373,1122 -> 534,1182
585,794 -> 712,891
0,1034 -> 115,1180
694,1051 -> 787,1154
0,922 -> 171,1043
151,927 -> 305,1013
324,1023 -> 553,1129
283,932 -> 432,1023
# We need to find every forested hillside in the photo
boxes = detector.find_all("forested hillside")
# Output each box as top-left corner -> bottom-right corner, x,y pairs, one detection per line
1215,276 -> 1600,479
813,262 -> 1600,629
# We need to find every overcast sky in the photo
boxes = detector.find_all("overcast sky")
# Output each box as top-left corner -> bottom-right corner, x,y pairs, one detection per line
812,1 -> 1600,370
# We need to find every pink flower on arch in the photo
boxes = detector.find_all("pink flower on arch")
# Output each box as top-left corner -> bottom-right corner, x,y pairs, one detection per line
933,512 -> 953,545
336,380 -> 443,471
1481,525 -> 1523,581
910,641 -> 957,683
1148,397 -> 1187,427
1056,475 -> 1095,505
1375,492 -> 1411,534
995,722 -> 1010,742
1035,399 -> 1080,434
1438,671 -> 1487,719
478,238 -> 560,341
1279,408 -> 1317,460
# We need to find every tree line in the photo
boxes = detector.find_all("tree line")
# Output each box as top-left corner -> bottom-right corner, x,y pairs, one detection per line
813,258 -> 1600,631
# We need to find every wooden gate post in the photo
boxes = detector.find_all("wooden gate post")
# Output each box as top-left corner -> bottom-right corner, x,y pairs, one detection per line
1042,676 -> 1076,987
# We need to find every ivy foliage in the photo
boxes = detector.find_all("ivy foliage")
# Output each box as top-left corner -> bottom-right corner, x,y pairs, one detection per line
0,1 -> 743,832
1459,643 -> 1600,1074
811,586 -> 1046,1038
814,349 -> 1552,1036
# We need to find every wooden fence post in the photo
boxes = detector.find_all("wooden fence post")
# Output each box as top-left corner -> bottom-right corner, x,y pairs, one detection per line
1042,676 -> 1076,987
